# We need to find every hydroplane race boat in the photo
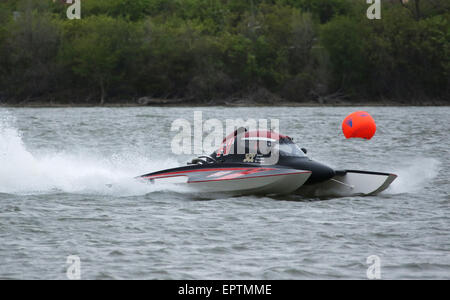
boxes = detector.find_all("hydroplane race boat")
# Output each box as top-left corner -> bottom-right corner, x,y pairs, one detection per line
139,128 -> 397,197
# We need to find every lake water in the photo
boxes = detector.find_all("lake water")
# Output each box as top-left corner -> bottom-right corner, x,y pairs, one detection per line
0,106 -> 448,279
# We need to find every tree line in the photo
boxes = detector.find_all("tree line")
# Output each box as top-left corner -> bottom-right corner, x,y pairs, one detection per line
0,0 -> 448,105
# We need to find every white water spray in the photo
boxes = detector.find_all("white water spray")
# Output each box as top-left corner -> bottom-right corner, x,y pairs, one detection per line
388,157 -> 440,194
0,115 -> 183,196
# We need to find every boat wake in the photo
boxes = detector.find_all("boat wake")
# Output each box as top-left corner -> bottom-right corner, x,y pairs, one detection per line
387,157 -> 440,195
0,115 -> 185,196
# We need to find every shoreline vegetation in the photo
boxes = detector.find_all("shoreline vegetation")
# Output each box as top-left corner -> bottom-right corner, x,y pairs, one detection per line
0,0 -> 449,107
2,97 -> 449,108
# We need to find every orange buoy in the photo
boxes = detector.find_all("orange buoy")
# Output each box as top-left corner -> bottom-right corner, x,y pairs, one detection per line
342,111 -> 376,140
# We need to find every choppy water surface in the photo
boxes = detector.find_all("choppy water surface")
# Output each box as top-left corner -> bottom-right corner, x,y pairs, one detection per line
0,106 -> 448,279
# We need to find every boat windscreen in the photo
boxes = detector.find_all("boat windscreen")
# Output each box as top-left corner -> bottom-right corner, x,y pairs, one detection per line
276,141 -> 307,157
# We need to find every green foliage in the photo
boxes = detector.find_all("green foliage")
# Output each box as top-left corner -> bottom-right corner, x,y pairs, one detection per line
82,0 -> 153,21
0,0 -> 448,103
321,7 -> 449,98
321,16 -> 370,94
60,15 -> 142,103
0,10 -> 62,98
297,0 -> 353,23
135,20 -> 200,96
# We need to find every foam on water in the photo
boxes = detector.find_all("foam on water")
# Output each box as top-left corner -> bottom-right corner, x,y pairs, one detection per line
387,157 -> 440,194
0,115 -> 184,196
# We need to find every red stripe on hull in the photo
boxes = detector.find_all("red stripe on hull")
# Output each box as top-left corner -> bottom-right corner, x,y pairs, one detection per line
142,167 -> 276,179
